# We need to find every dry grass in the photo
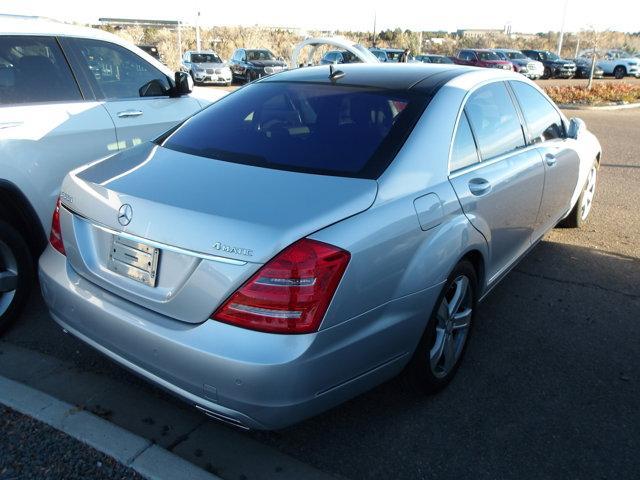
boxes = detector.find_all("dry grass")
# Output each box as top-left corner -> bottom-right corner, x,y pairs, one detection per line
544,83 -> 640,105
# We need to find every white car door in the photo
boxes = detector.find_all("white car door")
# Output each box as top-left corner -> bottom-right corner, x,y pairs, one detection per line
0,35 -> 116,230
62,37 -> 202,151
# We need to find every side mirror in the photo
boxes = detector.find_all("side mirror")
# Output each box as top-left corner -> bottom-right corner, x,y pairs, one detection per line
567,117 -> 586,139
173,71 -> 193,97
139,79 -> 168,97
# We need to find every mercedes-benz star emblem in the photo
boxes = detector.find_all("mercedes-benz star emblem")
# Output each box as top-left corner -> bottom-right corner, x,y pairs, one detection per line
118,204 -> 133,226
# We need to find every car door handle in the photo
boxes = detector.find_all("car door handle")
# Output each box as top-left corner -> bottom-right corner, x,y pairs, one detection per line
545,153 -> 557,166
117,110 -> 143,118
468,178 -> 492,196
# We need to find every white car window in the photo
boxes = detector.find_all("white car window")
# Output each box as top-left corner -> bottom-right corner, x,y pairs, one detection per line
69,38 -> 171,100
0,35 -> 81,105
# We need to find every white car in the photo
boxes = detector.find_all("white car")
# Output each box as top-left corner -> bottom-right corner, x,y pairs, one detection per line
596,50 -> 640,79
0,15 -> 222,332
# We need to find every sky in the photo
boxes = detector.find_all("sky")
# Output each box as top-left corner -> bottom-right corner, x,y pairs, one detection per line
1,0 -> 639,33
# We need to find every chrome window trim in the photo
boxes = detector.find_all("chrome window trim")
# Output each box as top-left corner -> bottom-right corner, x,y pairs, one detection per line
448,143 -> 540,179
447,78 -> 529,177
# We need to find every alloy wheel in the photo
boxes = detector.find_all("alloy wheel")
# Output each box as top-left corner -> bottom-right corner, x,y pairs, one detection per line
0,240 -> 19,317
429,275 -> 473,378
580,166 -> 597,221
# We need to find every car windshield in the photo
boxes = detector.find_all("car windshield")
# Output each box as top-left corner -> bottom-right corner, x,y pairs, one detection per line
191,53 -> 222,63
477,51 -> 501,61
246,50 -> 275,61
542,51 -> 561,61
160,82 -> 428,179
506,51 -> 527,60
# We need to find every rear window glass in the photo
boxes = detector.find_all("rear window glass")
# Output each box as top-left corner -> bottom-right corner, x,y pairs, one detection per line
161,82 -> 427,178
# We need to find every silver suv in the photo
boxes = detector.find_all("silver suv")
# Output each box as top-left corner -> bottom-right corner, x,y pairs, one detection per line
181,50 -> 232,86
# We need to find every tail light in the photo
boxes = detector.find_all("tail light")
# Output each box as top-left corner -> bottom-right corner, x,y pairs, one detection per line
49,197 -> 65,256
212,239 -> 350,334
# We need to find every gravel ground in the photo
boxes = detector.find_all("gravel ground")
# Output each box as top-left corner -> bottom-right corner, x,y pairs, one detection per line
0,405 -> 143,480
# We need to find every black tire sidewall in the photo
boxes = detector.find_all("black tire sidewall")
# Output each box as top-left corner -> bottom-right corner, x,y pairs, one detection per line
405,259 -> 478,393
0,220 -> 34,334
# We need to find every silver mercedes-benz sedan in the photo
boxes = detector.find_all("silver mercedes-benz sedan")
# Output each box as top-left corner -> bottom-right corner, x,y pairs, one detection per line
39,64 -> 601,430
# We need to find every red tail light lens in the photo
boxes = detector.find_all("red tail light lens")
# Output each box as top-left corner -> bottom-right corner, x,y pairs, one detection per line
49,197 -> 65,256
212,239 -> 350,334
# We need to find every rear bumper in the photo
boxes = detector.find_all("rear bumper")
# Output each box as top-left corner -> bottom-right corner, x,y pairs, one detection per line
39,245 -> 439,429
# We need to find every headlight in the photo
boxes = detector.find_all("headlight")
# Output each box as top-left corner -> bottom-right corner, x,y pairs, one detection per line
194,65 -> 204,72
628,61 -> 638,66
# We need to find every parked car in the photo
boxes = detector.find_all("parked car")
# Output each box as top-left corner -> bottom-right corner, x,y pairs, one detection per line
596,50 -> 640,79
39,63 -> 601,430
369,48 -> 405,62
521,50 -> 576,79
228,49 -> 287,84
0,15 -> 215,333
493,48 -> 544,79
137,44 -> 161,61
320,49 -> 363,65
181,50 -> 232,86
573,57 -> 604,79
453,49 -> 513,70
414,54 -> 454,64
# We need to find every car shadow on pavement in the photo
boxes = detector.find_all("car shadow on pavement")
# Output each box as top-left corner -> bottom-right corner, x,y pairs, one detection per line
2,239 -> 639,480
251,239 -> 640,480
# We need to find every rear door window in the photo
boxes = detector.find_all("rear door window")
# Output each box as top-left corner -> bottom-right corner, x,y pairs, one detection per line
161,82 -> 428,179
450,112 -> 480,172
509,81 -> 564,143
65,38 -> 170,100
0,35 -> 81,105
464,82 -> 525,160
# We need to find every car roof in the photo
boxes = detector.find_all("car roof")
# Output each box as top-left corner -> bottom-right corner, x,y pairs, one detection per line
1,15 -> 119,41
260,63 -> 479,92
0,15 -> 172,76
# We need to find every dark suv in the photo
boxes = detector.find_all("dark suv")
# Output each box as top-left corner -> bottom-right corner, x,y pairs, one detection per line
521,50 -> 576,79
228,49 -> 287,84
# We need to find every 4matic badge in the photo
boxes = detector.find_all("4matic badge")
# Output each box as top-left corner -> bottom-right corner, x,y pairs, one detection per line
213,242 -> 253,257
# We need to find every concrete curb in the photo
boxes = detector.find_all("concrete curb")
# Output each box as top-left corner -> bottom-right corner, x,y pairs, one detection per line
558,101 -> 640,110
0,375 -> 220,480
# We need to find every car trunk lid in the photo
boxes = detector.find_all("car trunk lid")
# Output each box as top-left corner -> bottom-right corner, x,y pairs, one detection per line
59,143 -> 377,323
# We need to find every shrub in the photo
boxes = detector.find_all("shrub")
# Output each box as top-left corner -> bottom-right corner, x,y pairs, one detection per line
544,83 -> 640,105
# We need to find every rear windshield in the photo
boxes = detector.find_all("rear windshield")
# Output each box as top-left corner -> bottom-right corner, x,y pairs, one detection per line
160,82 -> 428,178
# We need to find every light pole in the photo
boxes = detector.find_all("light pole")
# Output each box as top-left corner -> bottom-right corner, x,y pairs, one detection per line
196,11 -> 201,51
557,0 -> 569,56
177,21 -> 182,66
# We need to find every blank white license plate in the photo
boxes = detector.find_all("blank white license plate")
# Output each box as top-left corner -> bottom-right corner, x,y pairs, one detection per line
107,236 -> 160,287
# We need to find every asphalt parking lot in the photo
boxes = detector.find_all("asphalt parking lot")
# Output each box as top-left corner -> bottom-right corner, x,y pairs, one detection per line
1,108 -> 638,479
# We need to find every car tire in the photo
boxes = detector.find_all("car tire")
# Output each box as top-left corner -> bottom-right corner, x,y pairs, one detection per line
614,66 -> 626,79
404,259 -> 477,393
543,66 -> 552,79
245,71 -> 255,84
0,220 -> 34,335
559,162 -> 597,228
